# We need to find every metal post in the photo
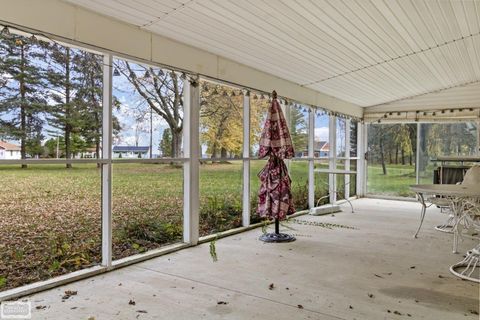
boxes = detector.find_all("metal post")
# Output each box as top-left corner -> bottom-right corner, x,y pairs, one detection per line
329,116 -> 337,203
242,91 -> 251,227
183,77 -> 200,245
308,107 -> 315,208
101,54 -> 113,267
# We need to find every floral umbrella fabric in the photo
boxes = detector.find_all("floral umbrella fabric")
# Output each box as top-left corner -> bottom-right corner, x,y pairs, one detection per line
257,93 -> 295,220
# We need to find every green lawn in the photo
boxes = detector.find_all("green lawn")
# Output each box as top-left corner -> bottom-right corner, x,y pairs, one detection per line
367,164 -> 416,197
0,160 -> 322,291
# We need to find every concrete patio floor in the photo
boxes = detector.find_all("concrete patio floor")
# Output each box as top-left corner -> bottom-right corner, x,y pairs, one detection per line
26,198 -> 479,319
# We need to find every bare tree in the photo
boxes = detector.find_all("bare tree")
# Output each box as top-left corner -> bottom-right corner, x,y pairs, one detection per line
114,61 -> 183,157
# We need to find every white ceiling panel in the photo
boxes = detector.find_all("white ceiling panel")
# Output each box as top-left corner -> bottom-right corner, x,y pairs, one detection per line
366,81 -> 480,112
65,0 -> 480,109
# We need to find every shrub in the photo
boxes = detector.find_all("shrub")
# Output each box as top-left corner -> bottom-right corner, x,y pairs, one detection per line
119,220 -> 182,247
200,196 -> 242,235
292,182 -> 309,211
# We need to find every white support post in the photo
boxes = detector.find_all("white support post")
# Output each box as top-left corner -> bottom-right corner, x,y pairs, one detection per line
283,102 -> 292,171
242,91 -> 251,227
101,54 -> 113,267
329,116 -> 337,203
416,122 -> 421,184
308,107 -> 315,209
183,77 -> 200,245
356,122 -> 367,197
344,119 -> 351,199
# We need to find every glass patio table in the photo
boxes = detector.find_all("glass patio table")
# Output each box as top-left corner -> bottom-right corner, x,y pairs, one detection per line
410,184 -> 480,282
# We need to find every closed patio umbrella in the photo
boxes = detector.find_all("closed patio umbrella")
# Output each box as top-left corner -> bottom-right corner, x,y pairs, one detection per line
257,90 -> 296,242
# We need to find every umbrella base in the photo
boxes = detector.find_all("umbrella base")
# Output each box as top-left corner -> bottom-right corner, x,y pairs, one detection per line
259,232 -> 296,243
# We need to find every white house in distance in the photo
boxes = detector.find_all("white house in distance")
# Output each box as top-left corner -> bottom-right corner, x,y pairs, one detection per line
112,146 -> 150,159
0,141 -> 21,160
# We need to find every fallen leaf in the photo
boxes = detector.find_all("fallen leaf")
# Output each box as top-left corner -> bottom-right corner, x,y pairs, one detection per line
368,293 -> 374,298
136,310 -> 148,313
217,301 -> 228,305
374,274 -> 383,278
62,290 -> 77,300
297,304 -> 304,309
269,283 -> 274,290
129,299 -> 136,306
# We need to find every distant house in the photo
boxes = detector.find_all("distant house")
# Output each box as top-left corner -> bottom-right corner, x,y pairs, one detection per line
113,146 -> 150,159
75,147 -> 101,159
296,141 -> 329,158
0,141 -> 21,160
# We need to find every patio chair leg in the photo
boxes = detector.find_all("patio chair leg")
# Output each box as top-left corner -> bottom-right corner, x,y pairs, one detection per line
449,245 -> 480,283
414,195 -> 427,239
345,198 -> 354,213
434,214 -> 455,233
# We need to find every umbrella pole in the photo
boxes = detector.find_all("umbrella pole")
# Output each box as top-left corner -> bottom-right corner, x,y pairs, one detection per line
275,218 -> 280,234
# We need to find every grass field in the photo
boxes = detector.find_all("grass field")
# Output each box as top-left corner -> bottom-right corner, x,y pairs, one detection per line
367,164 -> 416,197
0,160 -> 321,291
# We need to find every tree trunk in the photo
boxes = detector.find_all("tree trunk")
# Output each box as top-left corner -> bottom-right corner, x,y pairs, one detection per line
171,129 -> 182,158
211,143 -> 217,159
401,148 -> 405,165
20,44 -> 27,169
220,147 -> 227,158
395,146 -> 398,164
65,48 -> 72,169
380,136 -> 387,175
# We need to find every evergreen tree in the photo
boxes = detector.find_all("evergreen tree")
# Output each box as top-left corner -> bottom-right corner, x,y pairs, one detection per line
160,128 -> 173,157
45,44 -> 82,168
288,107 -> 308,152
74,51 -> 103,162
0,33 -> 48,167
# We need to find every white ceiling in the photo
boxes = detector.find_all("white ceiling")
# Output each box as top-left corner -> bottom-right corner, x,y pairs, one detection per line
366,81 -> 480,112
65,0 -> 480,108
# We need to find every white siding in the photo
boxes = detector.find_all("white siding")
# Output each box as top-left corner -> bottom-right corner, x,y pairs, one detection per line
1,150 -> 21,160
